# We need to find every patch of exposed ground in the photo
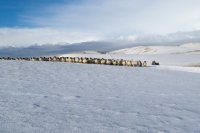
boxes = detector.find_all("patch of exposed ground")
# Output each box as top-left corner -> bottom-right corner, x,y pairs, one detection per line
143,47 -> 152,53
185,63 -> 200,67
171,50 -> 200,54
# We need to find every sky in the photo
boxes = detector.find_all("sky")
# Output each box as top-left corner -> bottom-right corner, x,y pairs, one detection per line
1,0 -> 200,46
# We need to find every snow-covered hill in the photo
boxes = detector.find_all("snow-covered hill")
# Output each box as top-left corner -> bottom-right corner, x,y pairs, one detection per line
109,43 -> 200,54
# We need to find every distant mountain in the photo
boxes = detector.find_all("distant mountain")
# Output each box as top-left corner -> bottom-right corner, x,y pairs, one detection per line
0,41 -> 134,57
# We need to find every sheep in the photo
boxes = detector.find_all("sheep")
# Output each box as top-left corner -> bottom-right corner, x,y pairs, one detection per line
94,58 -> 100,64
39,57 -> 44,61
43,57 -> 48,61
72,57 -> 75,63
83,58 -> 88,64
32,57 -> 37,61
75,57 -> 79,63
20,58 -> 24,61
35,58 -> 39,61
126,60 -> 132,66
17,57 -> 22,61
88,58 -> 94,64
131,60 -> 138,67
69,57 -> 75,62
60,57 -> 66,62
106,59 -> 112,65
10,57 -> 15,60
112,59 -> 117,65
143,61 -> 147,67
19,57 -> 23,60
52,56 -> 59,62
5,55 -> 147,68
117,59 -> 123,66
57,57 -> 61,61
25,58 -> 29,61
122,60 -> 126,66
100,58 -> 106,64
47,57 -> 52,61
78,58 -> 83,63
137,60 -> 142,67
152,60 -> 159,65
66,57 -> 69,62
53,56 -> 57,62
68,57 -> 72,62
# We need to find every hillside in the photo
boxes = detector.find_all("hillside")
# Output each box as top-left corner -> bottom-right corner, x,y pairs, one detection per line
109,43 -> 200,55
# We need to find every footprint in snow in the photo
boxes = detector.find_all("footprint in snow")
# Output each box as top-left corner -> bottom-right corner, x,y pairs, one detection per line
75,96 -> 81,98
33,103 -> 40,108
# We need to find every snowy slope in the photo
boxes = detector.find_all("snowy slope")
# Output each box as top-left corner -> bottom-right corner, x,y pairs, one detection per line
0,60 -> 200,133
109,43 -> 200,54
68,51 -> 102,54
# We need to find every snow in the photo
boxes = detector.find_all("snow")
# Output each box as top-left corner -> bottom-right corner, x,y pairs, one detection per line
109,43 -> 200,55
68,51 -> 102,54
0,57 -> 200,132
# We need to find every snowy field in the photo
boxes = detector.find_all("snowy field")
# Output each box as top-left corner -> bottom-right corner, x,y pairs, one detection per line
0,57 -> 200,132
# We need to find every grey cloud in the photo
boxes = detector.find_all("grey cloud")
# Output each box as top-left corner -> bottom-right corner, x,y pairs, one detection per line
1,30 -> 200,57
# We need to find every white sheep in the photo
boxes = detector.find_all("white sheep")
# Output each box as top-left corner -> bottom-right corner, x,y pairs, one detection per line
83,58 -> 88,63
75,57 -> 79,63
131,60 -> 137,67
122,60 -> 126,66
112,59 -> 117,65
60,57 -> 66,62
78,58 -> 83,63
143,61 -> 147,67
94,58 -> 100,64
126,60 -> 132,66
106,59 -> 112,65
100,58 -> 106,64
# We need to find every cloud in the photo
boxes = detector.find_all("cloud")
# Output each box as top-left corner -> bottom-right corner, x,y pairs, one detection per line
0,28 -> 100,46
1,27 -> 200,47
1,0 -> 200,47
1,30 -> 200,58
22,0 -> 200,36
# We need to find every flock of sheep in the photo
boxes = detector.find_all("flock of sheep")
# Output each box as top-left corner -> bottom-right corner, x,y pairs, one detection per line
0,56 -> 147,67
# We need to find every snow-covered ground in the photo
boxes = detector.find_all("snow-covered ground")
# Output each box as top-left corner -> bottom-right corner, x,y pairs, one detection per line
0,58 -> 200,132
109,43 -> 200,55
